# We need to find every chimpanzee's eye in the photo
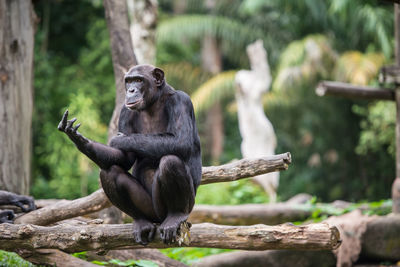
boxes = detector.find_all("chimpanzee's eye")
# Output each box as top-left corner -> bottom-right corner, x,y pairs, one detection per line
133,77 -> 142,83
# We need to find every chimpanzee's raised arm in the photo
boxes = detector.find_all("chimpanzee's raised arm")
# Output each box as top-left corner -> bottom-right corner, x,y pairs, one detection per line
58,109 -> 136,170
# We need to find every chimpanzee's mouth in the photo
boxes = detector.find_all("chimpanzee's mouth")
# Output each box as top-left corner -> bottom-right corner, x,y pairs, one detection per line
125,100 -> 142,109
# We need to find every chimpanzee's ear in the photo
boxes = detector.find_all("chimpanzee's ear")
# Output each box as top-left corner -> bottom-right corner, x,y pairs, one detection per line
153,67 -> 165,87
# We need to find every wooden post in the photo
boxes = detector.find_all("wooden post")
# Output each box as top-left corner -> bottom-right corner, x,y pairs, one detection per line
393,4 -> 400,213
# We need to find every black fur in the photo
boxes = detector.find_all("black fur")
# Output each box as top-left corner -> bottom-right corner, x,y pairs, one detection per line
0,190 -> 36,223
58,64 -> 201,245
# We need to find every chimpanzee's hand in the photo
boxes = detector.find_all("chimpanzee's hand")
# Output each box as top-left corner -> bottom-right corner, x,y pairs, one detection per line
58,109 -> 89,146
0,210 -> 15,224
110,132 -> 127,150
11,195 -> 36,212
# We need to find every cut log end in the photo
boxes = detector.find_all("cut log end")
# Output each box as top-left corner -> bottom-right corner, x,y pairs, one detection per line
316,83 -> 327,96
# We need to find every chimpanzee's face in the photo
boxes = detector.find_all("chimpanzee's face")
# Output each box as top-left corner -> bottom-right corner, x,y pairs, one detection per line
124,65 -> 164,111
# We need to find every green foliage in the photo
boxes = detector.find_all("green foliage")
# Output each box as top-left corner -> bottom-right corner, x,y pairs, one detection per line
354,102 -> 396,157
161,248 -> 232,265
96,259 -> 158,267
303,198 -> 392,222
157,15 -> 262,65
0,250 -> 36,267
191,71 -> 236,115
240,0 -> 393,58
72,251 -> 88,260
266,35 -> 393,201
196,179 -> 269,205
161,62 -> 211,94
32,4 -> 114,199
72,252 -> 159,266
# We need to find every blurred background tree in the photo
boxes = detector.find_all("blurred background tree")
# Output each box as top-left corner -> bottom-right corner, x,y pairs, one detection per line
31,0 -> 395,204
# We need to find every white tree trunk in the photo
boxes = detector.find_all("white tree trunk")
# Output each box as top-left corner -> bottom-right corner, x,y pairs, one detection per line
235,40 -> 279,202
0,0 -> 35,195
127,0 -> 158,65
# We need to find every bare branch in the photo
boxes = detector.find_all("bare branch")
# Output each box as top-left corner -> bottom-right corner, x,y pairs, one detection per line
15,189 -> 111,225
201,153 -> 291,185
316,81 -> 394,101
189,203 -> 310,225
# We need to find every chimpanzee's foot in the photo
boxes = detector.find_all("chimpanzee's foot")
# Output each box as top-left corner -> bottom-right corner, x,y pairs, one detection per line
133,219 -> 156,246
159,213 -> 189,244
0,210 -> 14,224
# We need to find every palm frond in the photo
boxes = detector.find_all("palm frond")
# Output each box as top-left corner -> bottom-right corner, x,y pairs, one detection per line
158,15 -> 257,43
160,62 -> 211,94
191,71 -> 236,115
157,15 -> 262,59
273,35 -> 337,91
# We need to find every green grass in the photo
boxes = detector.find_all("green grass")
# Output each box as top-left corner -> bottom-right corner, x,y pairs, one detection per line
0,250 -> 36,267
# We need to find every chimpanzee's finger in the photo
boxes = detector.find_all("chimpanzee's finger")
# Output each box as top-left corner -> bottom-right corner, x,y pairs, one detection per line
66,118 -> 77,130
58,109 -> 69,131
73,123 -> 81,133
14,201 -> 28,212
5,210 -> 15,220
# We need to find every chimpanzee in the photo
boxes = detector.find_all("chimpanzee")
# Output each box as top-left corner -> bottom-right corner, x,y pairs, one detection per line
58,64 -> 202,245
0,190 -> 36,223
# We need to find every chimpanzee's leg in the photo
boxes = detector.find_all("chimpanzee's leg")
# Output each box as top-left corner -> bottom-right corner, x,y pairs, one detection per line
152,155 -> 195,244
100,165 -> 158,245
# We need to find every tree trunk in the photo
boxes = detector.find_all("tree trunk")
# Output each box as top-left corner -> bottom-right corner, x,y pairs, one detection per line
103,0 -> 137,140
102,0 -> 138,224
0,0 -> 35,195
127,0 -> 158,65
202,35 -> 224,164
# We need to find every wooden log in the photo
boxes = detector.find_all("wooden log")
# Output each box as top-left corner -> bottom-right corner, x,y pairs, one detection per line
201,152 -> 291,185
86,249 -> 188,267
23,249 -> 98,267
192,214 -> 400,266
0,222 -> 340,252
316,81 -> 395,101
15,153 -> 291,225
360,214 -> 400,261
14,189 -> 111,225
189,204 -> 310,225
192,250 -> 336,267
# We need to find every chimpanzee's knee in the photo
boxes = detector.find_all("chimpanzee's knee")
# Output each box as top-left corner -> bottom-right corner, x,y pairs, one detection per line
100,165 -> 126,190
159,155 -> 186,178
100,165 -> 124,177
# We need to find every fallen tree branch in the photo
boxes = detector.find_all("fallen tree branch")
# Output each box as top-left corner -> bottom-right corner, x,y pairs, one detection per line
192,214 -> 400,266
189,200 -> 391,226
16,153 -> 291,225
15,189 -> 111,225
0,222 -> 339,252
189,204 -> 310,225
22,249 -> 98,267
